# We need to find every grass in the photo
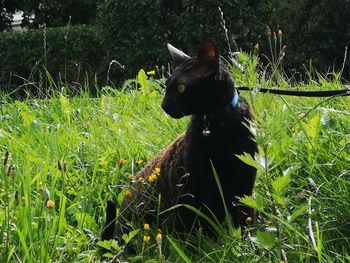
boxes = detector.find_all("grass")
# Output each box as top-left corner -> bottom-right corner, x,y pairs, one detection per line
0,56 -> 350,262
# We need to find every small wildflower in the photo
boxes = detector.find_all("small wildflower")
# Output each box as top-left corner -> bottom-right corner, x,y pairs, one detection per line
279,261 -> 285,263
246,216 -> 252,223
143,235 -> 150,243
144,223 -> 150,231
146,70 -> 156,76
157,228 -> 162,234
46,199 -> 55,209
148,173 -> 158,183
128,174 -> 133,180
125,190 -> 132,198
136,159 -> 143,165
156,233 -> 162,244
154,167 -> 161,174
119,158 -> 126,166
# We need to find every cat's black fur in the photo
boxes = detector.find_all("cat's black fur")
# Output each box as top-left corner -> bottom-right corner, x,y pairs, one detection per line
101,41 -> 257,241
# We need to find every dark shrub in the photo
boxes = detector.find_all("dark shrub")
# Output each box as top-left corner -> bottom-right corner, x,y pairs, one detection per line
0,25 -> 102,96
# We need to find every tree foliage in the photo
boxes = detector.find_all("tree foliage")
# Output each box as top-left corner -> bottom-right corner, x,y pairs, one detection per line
21,0 -> 100,28
0,0 -> 24,31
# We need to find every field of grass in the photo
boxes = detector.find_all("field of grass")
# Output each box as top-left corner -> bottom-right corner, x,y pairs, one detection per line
0,57 -> 350,262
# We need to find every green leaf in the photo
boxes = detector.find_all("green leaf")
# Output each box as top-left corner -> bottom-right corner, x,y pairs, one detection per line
235,152 -> 259,169
75,212 -> 97,231
110,239 -> 121,251
20,111 -> 35,127
255,231 -> 276,249
60,94 -> 71,122
166,236 -> 191,263
303,113 -> 321,148
289,205 -> 308,223
240,196 -> 262,210
137,69 -> 149,95
161,204 -> 222,235
97,240 -> 112,250
102,253 -> 114,259
122,229 -> 139,244
272,173 -> 291,195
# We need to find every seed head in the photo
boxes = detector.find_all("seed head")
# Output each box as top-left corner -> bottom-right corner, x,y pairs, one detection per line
7,164 -> 14,177
3,151 -> 9,166
278,29 -> 283,38
266,25 -> 271,36
57,160 -> 62,171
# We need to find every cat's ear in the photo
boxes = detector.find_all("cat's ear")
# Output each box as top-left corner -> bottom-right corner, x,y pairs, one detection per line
167,43 -> 190,66
196,41 -> 219,70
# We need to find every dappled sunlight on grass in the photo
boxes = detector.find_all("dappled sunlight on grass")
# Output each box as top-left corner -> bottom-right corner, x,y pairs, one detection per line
0,68 -> 349,261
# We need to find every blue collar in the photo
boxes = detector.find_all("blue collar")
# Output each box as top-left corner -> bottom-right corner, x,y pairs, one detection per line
225,89 -> 239,113
202,90 -> 239,136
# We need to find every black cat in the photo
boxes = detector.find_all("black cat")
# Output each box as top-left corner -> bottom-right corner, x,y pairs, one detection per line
101,41 -> 257,241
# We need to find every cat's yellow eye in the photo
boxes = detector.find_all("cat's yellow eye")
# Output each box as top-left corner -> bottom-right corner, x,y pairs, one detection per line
177,84 -> 186,93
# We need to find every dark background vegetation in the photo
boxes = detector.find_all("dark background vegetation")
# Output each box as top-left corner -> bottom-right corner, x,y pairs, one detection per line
1,0 -> 349,95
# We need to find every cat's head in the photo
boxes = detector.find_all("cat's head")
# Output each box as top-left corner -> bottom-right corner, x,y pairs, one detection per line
161,41 -> 234,119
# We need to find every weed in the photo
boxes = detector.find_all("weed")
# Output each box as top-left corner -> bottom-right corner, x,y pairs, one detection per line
0,64 -> 349,261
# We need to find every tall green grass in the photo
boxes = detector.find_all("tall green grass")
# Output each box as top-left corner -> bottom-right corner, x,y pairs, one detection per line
0,61 -> 349,262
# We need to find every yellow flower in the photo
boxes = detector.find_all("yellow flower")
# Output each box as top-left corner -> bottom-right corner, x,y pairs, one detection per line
143,235 -> 150,243
246,216 -> 252,223
148,173 -> 158,183
144,223 -> 150,231
136,159 -> 143,165
156,233 -> 162,244
146,70 -> 156,76
46,199 -> 55,209
125,190 -> 132,198
154,167 -> 161,174
119,158 -> 126,166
